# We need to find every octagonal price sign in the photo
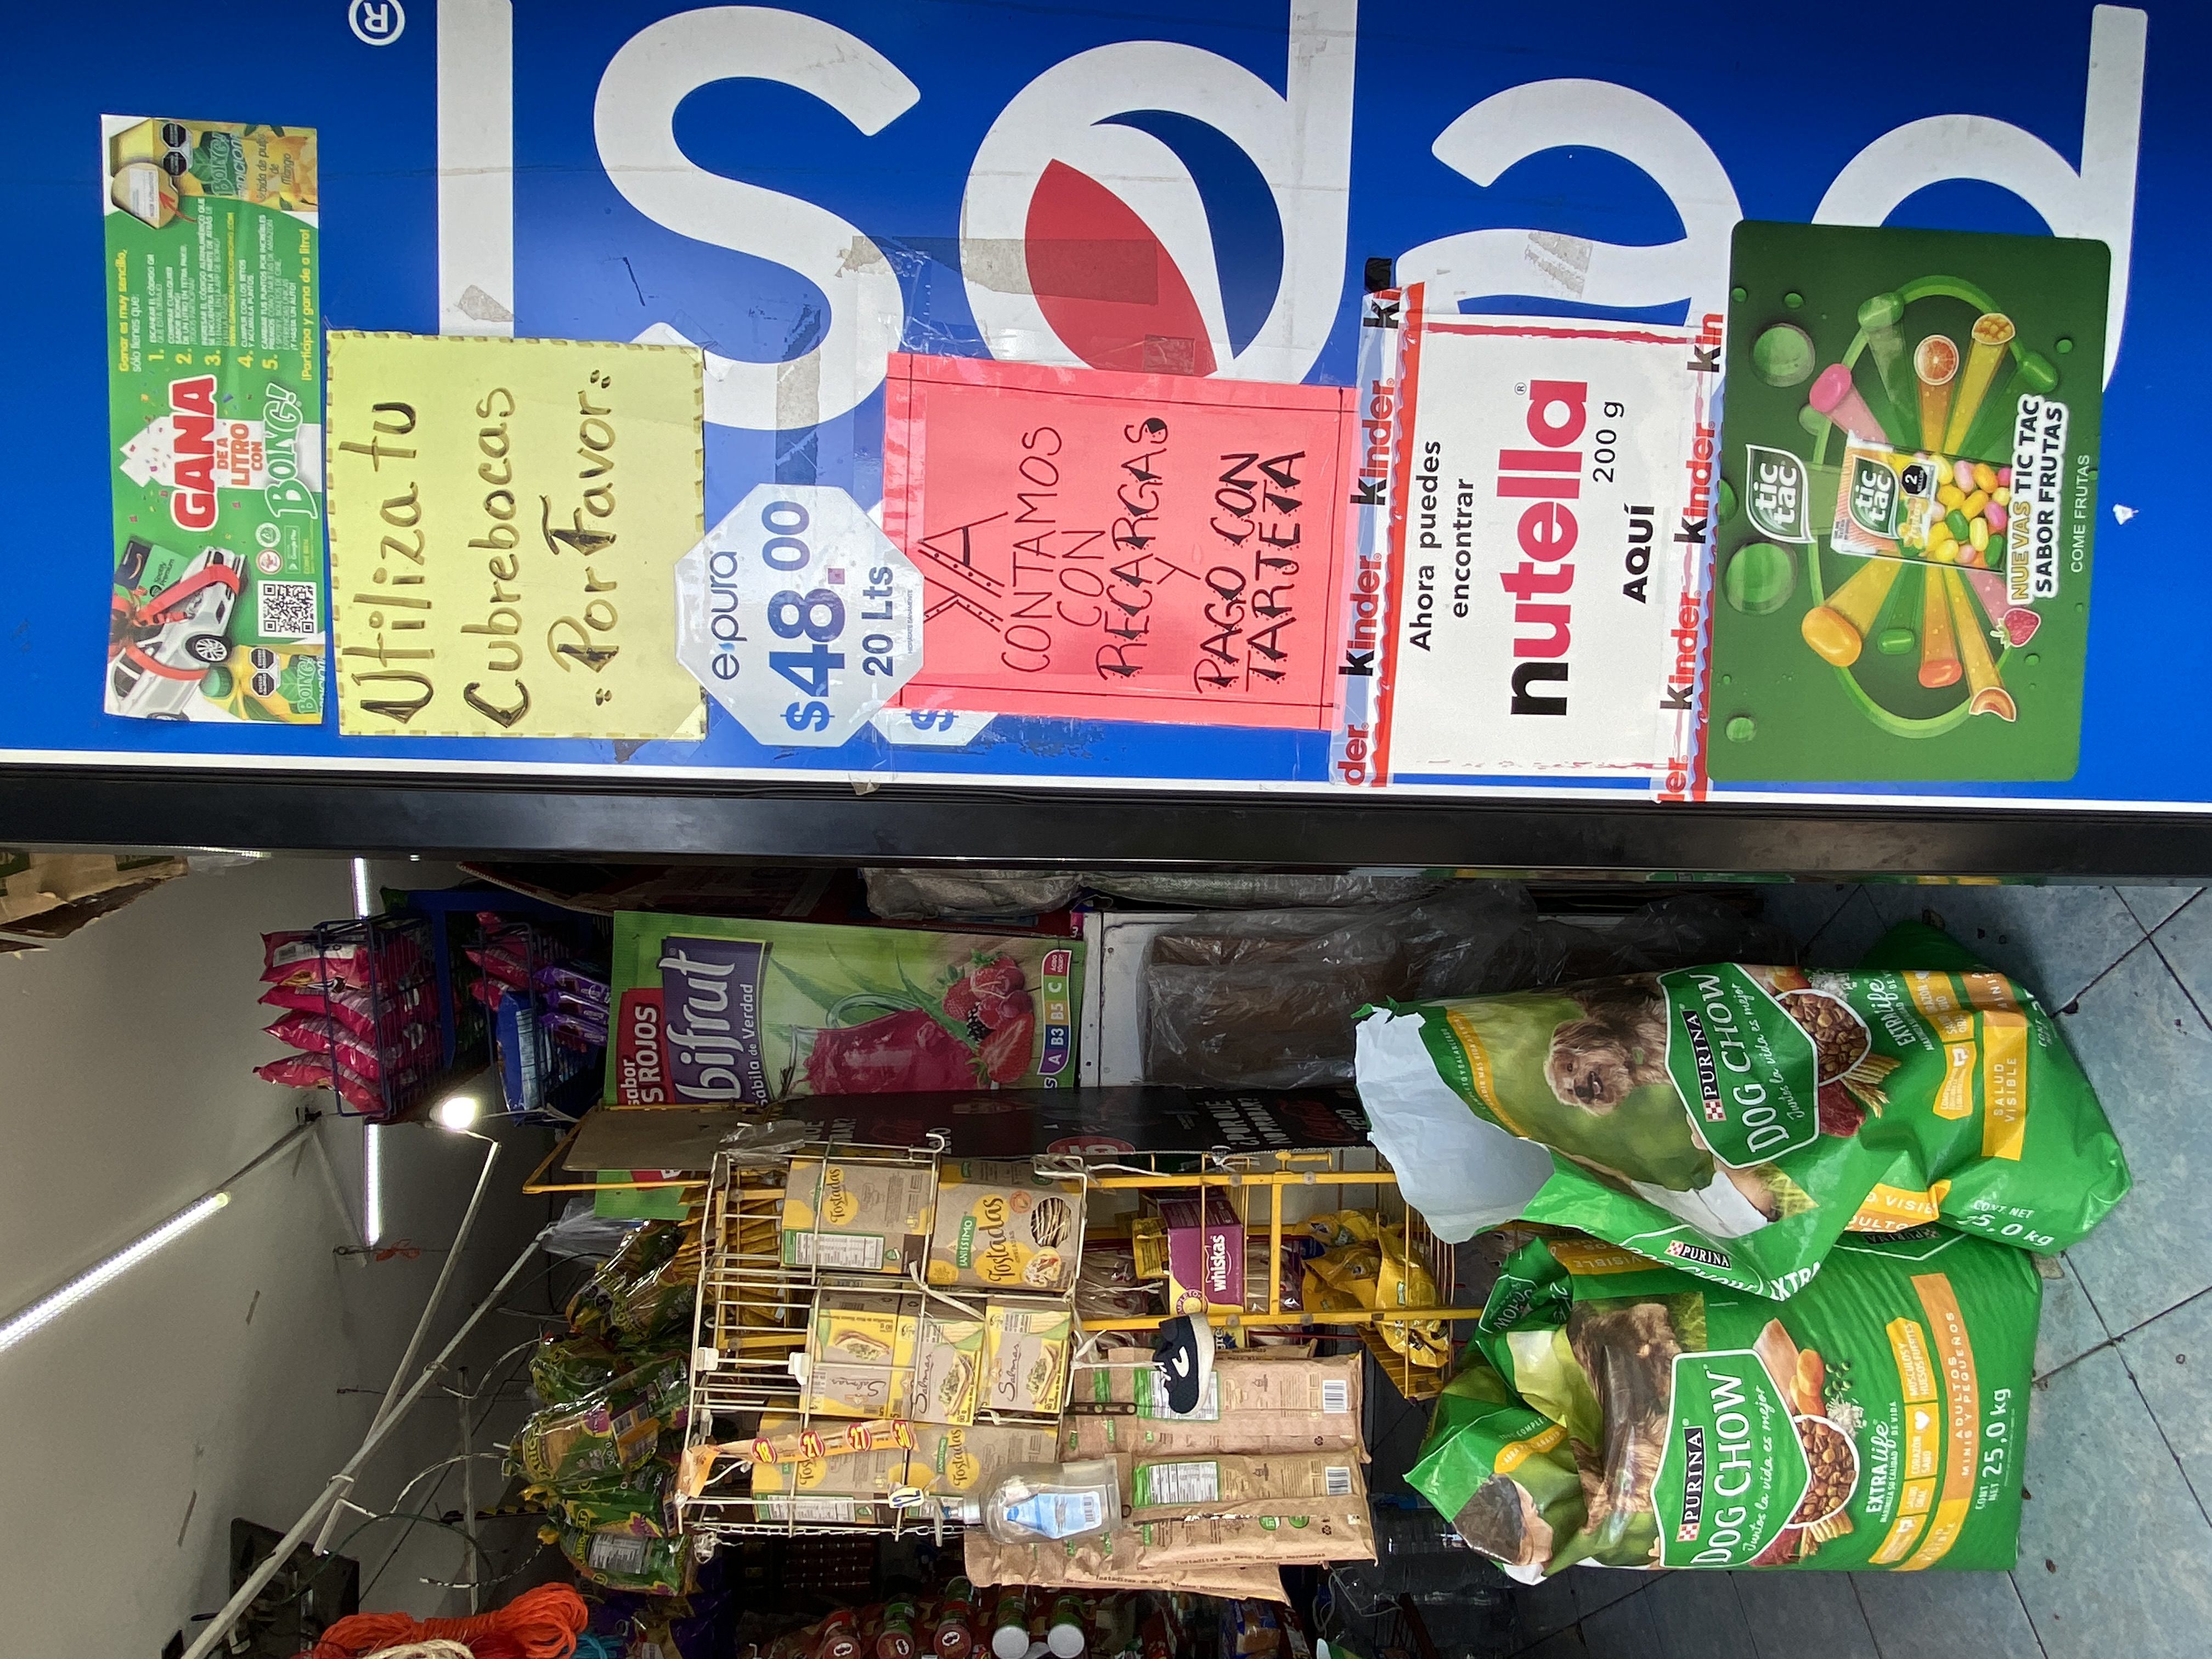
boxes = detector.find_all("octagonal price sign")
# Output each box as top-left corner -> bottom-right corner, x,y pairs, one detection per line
675,484 -> 924,748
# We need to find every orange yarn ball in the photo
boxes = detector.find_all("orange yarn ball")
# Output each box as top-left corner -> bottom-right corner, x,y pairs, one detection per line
301,1582 -> 588,1659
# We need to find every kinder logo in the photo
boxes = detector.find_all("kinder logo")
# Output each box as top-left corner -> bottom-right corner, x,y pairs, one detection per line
167,376 -> 219,531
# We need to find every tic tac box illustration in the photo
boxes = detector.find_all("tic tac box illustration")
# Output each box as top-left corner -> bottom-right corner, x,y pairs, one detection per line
1706,222 -> 2108,785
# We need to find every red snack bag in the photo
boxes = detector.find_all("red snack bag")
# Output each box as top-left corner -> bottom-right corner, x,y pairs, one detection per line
467,946 -> 532,991
265,1012 -> 442,1082
261,977 -> 437,1040
255,1052 -> 388,1114
261,928 -> 426,991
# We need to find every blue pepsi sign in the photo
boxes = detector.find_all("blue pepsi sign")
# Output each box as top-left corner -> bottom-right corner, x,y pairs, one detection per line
9,1 -> 2201,814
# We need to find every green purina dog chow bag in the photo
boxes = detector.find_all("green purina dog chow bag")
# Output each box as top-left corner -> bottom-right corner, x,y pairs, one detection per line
1355,931 -> 2128,1299
1409,1228 -> 2039,1577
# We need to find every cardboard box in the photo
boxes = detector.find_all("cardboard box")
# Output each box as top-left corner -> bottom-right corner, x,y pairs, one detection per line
980,1300 -> 1073,1418
1062,1353 -> 1363,1458
780,1156 -> 936,1275
748,1414 -> 915,1523
914,1314 -> 985,1426
804,1289 -> 920,1418
911,1421 -> 1059,1497
1149,1190 -> 1243,1312
926,1160 -> 1086,1293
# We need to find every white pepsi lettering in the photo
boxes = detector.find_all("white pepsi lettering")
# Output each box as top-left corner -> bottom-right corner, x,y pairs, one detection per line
1398,81 -> 1742,330
1814,3 -> 2143,385
592,7 -> 918,430
961,0 -> 1355,386
433,5 -> 2149,433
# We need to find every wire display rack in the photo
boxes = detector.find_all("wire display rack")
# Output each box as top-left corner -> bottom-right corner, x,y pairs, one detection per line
670,1133 -> 1486,1556
1070,1146 -> 1480,1402
677,1136 -> 987,1547
288,912 -> 478,1122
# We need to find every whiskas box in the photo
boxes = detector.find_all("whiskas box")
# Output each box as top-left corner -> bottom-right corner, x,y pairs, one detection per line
1149,1191 -> 1244,1312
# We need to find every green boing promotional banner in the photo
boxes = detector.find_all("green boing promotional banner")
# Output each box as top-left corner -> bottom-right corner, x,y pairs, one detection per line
1708,223 -> 2108,784
100,115 -> 325,726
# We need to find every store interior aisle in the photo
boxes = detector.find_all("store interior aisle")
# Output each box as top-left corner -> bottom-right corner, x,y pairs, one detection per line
0,856 -> 556,1651
1498,882 -> 2212,1659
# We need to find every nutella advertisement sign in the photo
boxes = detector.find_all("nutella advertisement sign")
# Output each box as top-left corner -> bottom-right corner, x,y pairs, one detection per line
1334,288 -> 1717,786
613,934 -> 771,1104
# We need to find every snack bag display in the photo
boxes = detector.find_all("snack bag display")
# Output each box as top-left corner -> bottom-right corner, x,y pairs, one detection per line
508,1353 -> 689,1487
1356,958 -> 2127,1299
607,912 -> 1082,1102
1411,1229 -> 2040,1577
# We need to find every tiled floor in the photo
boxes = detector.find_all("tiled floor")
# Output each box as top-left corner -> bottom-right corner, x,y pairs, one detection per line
1498,882 -> 2212,1659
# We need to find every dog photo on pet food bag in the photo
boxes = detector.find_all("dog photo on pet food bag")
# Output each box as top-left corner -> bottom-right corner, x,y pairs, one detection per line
1409,1228 -> 2040,1576
1355,935 -> 2128,1299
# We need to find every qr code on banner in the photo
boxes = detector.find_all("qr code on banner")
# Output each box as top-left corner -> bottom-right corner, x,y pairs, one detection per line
256,581 -> 319,640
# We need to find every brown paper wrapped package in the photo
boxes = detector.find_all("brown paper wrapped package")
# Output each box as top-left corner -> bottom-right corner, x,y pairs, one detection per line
1062,1353 -> 1364,1458
962,1530 -> 1286,1601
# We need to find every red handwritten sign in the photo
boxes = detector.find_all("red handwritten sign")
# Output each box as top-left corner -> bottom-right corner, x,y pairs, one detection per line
882,354 -> 1356,729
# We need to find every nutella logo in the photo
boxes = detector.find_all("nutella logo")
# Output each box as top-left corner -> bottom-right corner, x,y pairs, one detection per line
1499,379 -> 1587,718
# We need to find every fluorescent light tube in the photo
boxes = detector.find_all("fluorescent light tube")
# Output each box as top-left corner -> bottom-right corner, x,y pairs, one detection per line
0,1193 -> 230,1353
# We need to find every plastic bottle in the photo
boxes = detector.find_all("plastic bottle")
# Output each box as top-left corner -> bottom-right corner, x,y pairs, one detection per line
980,1460 -> 1120,1546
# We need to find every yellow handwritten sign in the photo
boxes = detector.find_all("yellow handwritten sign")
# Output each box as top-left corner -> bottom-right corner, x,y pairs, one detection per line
327,333 -> 706,738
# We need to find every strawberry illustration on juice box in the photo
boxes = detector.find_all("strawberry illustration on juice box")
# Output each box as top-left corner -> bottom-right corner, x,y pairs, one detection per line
605,913 -> 1081,1104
